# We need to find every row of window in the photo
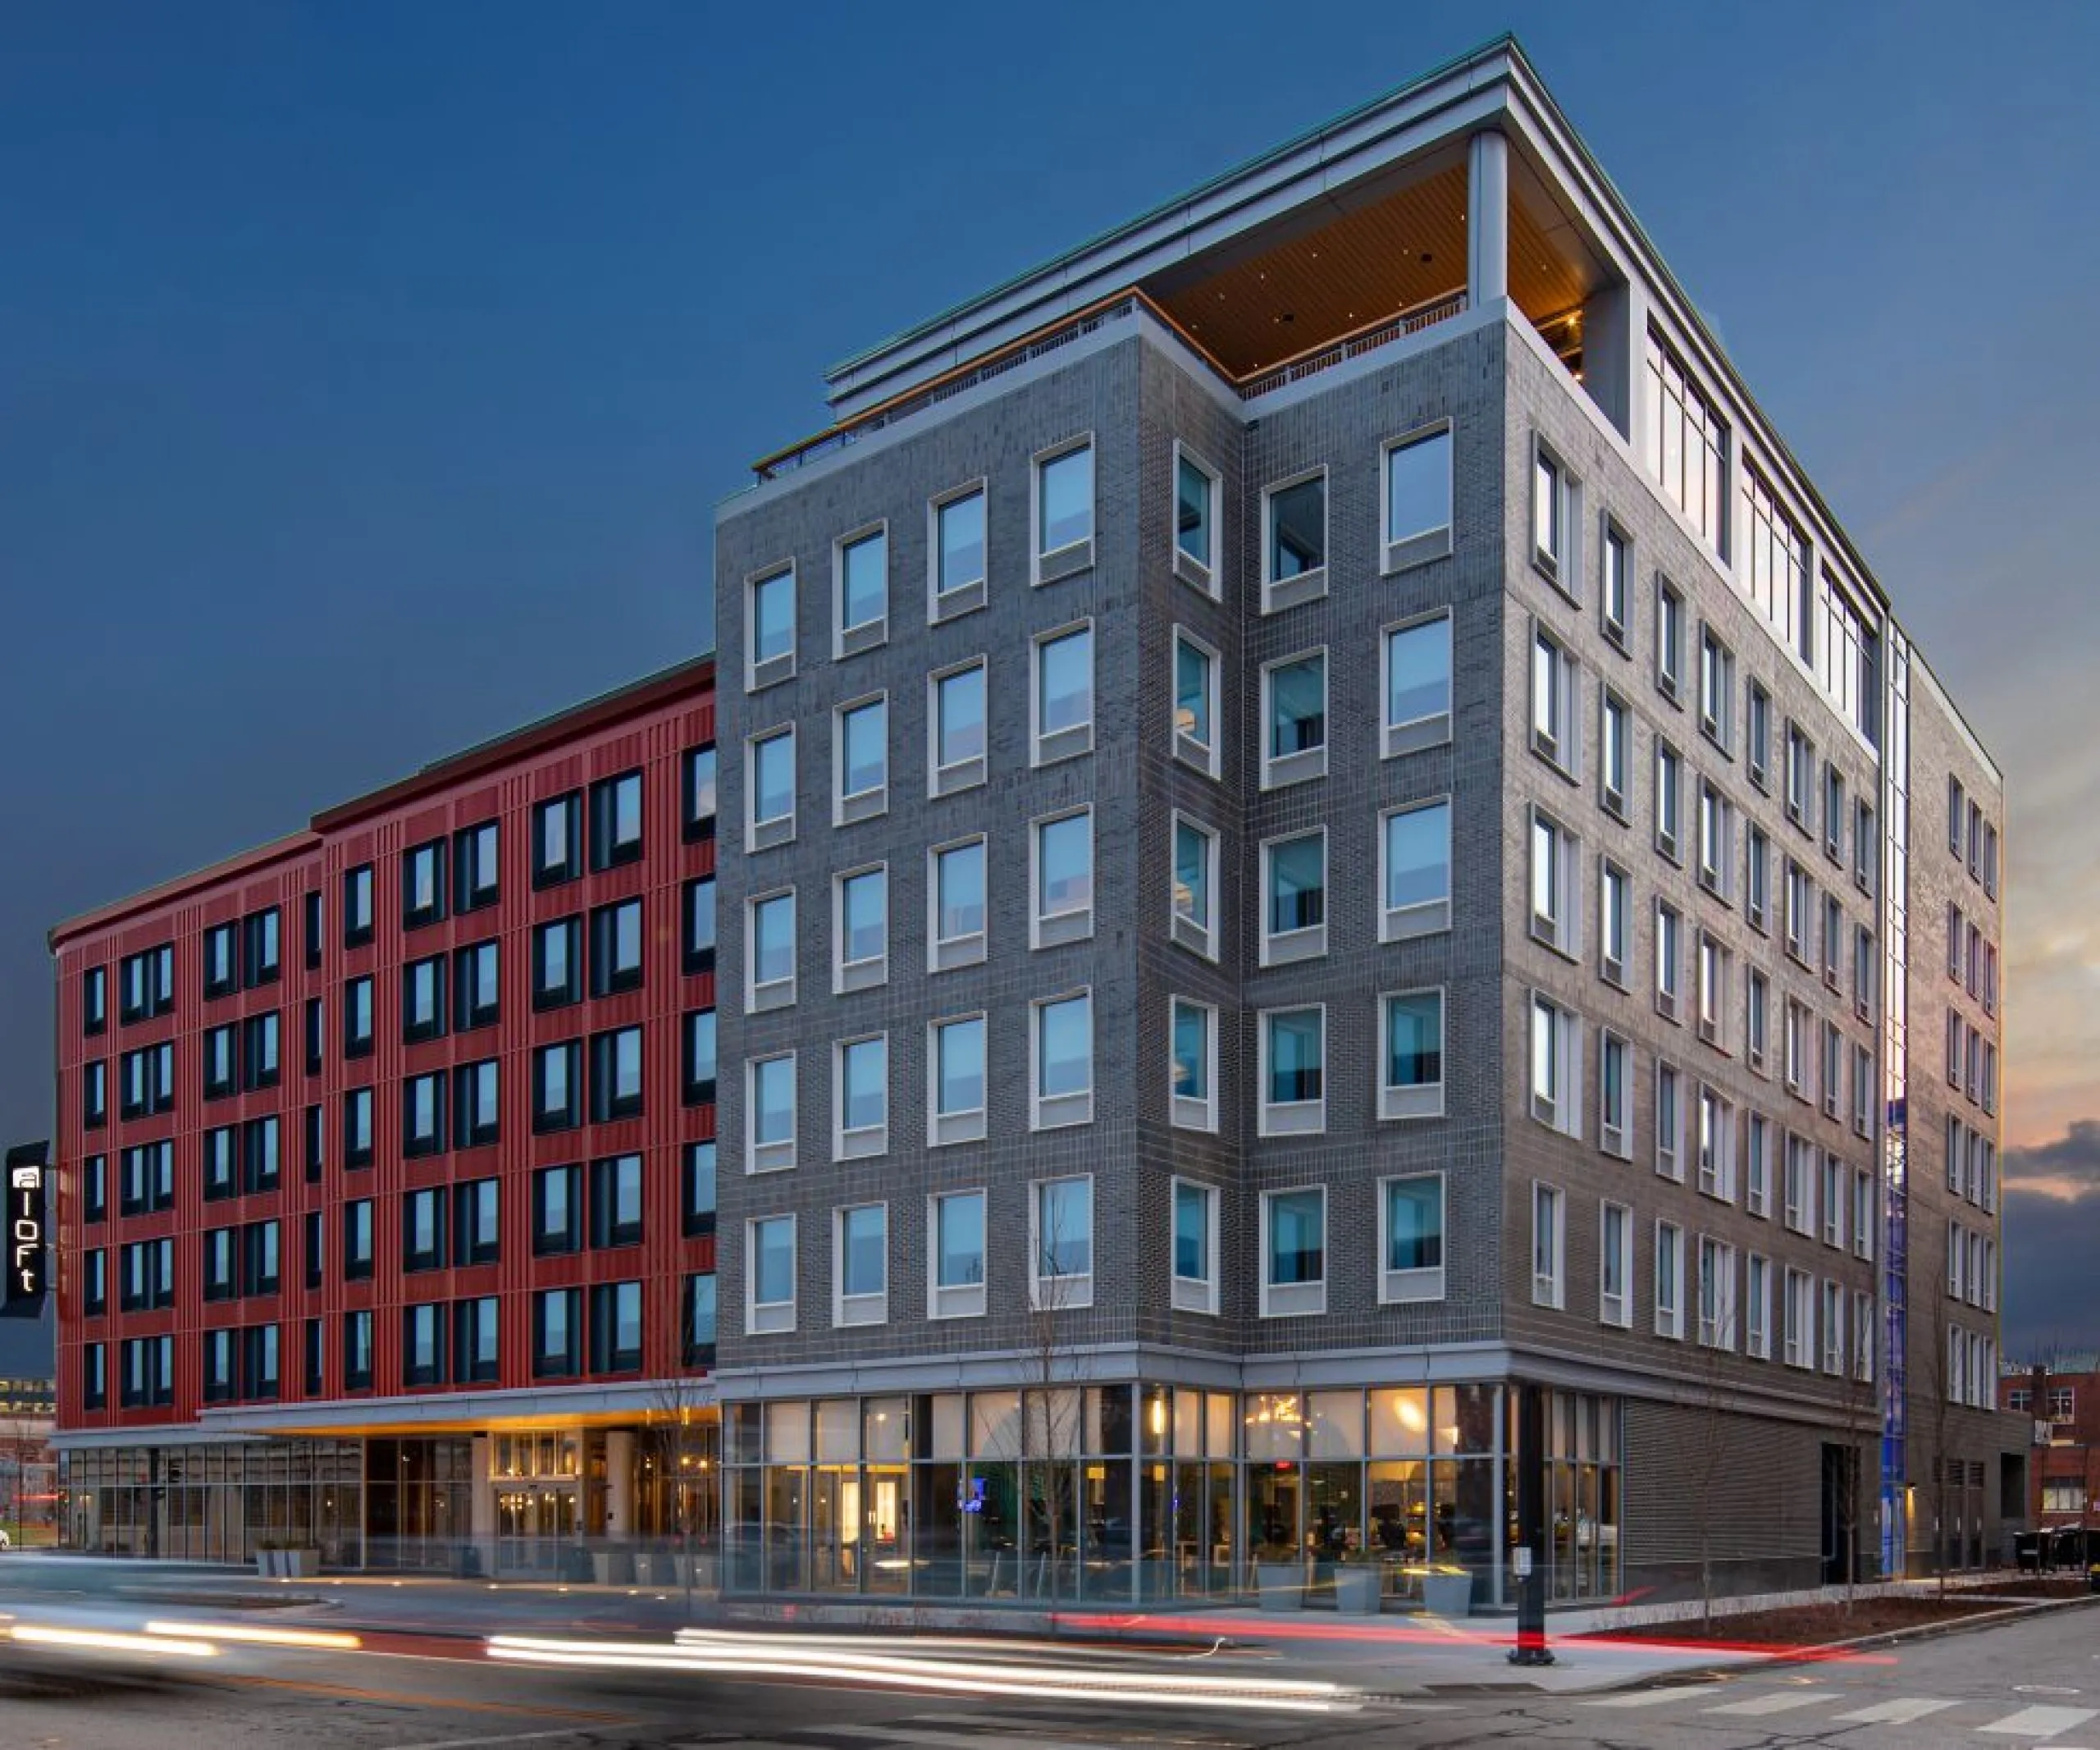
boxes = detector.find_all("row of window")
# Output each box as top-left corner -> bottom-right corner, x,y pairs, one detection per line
1945,1011 -> 2000,1117
1531,1180 -> 1872,1373
1946,1218 -> 1999,1313
1947,776 -> 2000,899
1947,1323 -> 1998,1410
1945,1115 -> 1998,1214
1945,899 -> 2000,1018
81,1275 -> 719,1411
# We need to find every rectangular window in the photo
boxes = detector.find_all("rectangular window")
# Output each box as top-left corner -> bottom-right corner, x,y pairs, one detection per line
1171,815 -> 1218,960
1262,1186 -> 1326,1318
343,975 -> 373,1058
835,523 -> 888,656
1259,1006 -> 1326,1136
532,1164 -> 582,1256
1697,933 -> 1728,1047
746,1218 -> 797,1334
747,563 -> 797,688
834,695 -> 889,823
1034,440 -> 1094,581
1167,627 -> 1223,777
1602,523 -> 1632,650
532,1039 -> 582,1133
1174,443 -> 1220,589
454,939 -> 498,1031
1262,649 -> 1326,787
1530,808 -> 1580,958
532,916 -> 582,1011
1644,329 -> 1729,552
1383,425 -> 1452,570
1746,824 -> 1771,932
1597,689 -> 1629,820
1600,1202 -> 1632,1327
1786,724 -> 1815,833
929,1013 -> 987,1146
1532,443 -> 1566,582
929,836 -> 987,971
1697,783 -> 1732,898
1381,797 -> 1452,941
1032,991 -> 1093,1131
1784,1133 -> 1815,1236
590,1153 -> 644,1250
1032,1175 -> 1093,1308
1655,1059 -> 1682,1181
1824,765 -> 1847,866
1696,1085 -> 1734,1200
343,1310 -> 373,1390
1033,622 -> 1094,765
1746,683 -> 1771,788
1171,1177 -> 1220,1314
404,1070 -> 446,1157
1746,1255 -> 1773,1359
202,1024 -> 236,1098
1262,469 -> 1326,611
404,953 -> 446,1044
682,1141 -> 717,1237
682,1009 -> 716,1103
1698,628 -> 1733,750
931,1189 -> 987,1319
1698,1237 -> 1734,1349
929,660 -> 988,797
1599,1029 -> 1632,1158
532,793 -> 583,887
343,1198 -> 374,1281
454,1177 -> 500,1267
682,745 -> 718,838
342,863 -> 375,948
588,1026 -> 642,1124
1655,579 -> 1685,701
747,1051 -> 797,1172
343,1086 -> 374,1168
1654,738 -> 1682,861
203,921 -> 240,998
1600,858 -> 1630,987
1032,808 -> 1094,948
834,1204 -> 888,1326
1381,1174 -> 1445,1304
534,1286 -> 582,1375
748,889 -> 797,1010
403,838 -> 447,930
403,1187 -> 445,1273
1380,989 -> 1445,1121
748,727 -> 796,848
1532,1183 -> 1566,1308
932,485 -> 987,619
589,897 -> 644,998
1168,998 -> 1217,1132
833,865 -> 887,994
1655,1221 -> 1685,1340
454,820 -> 500,912
1382,611 -> 1454,756
833,1034 -> 888,1160
1655,899 -> 1682,1021
1822,1279 -> 1845,1376
454,1295 -> 500,1384
587,770 -> 644,871
84,964 -> 107,1035
1530,996 -> 1582,1137
1261,829 -> 1326,966
454,1058 -> 500,1148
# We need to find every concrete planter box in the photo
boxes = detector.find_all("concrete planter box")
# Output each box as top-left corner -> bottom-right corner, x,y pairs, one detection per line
1332,1567 -> 1383,1615
591,1551 -> 637,1586
281,1547 -> 318,1579
1256,1562 -> 1306,1611
253,1551 -> 280,1579
1422,1572 -> 1474,1618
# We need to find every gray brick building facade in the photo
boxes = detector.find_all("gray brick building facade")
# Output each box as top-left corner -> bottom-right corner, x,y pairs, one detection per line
707,37 -> 2024,1610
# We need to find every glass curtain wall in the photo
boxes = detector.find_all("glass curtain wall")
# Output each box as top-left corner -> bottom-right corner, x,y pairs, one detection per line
60,1441 -> 363,1565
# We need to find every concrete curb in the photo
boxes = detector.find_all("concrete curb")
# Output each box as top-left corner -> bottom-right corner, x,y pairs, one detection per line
1578,1589 -> 2100,1695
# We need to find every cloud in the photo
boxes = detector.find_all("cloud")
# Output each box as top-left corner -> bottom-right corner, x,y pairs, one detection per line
2002,1181 -> 2100,1364
2004,1121 -> 2100,1194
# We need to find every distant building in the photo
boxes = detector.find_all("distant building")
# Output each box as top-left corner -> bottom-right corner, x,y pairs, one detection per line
2002,1358 -> 2100,1527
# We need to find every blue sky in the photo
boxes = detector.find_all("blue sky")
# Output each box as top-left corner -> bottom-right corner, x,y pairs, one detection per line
4,0 -> 2098,1359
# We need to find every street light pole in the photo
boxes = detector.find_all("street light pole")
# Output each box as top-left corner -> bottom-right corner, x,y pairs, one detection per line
1509,1381 -> 1553,1666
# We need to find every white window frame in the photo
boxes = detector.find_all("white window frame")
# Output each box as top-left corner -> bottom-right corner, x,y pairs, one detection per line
1171,441 -> 1222,596
1381,423 -> 1454,573
746,724 -> 797,852
1378,797 -> 1454,942
1259,647 -> 1328,788
1529,994 -> 1583,1139
1822,1279 -> 1845,1376
833,521 -> 889,659
1697,625 -> 1734,752
1654,1220 -> 1685,1340
1529,806 -> 1581,960
832,1033 -> 888,1162
1171,625 -> 1222,778
1378,987 -> 1445,1121
1655,576 -> 1685,702
1260,827 -> 1327,966
1530,623 -> 1582,778
1600,857 -> 1630,988
1599,1028 -> 1632,1159
1381,610 -> 1454,757
1029,1174 -> 1094,1309
1698,1236 -> 1736,1349
1378,1172 -> 1446,1305
746,1213 -> 797,1335
1258,1004 -> 1326,1137
1170,812 -> 1220,961
1532,437 -> 1572,591
1654,738 -> 1682,861
1260,465 -> 1328,614
832,864 -> 888,995
1171,1177 -> 1221,1314
745,562 -> 797,692
746,888 -> 797,1012
1029,989 -> 1094,1131
1030,619 -> 1096,766
1259,1185 -> 1327,1318
1032,436 -> 1096,585
1696,1085 -> 1734,1202
1746,1254 -> 1773,1359
1532,1181 -> 1566,1309
1169,997 -> 1219,1133
833,1202 -> 888,1327
927,1012 -> 988,1148
833,692 -> 889,826
1601,521 -> 1632,651
927,835 -> 988,972
1600,1200 -> 1633,1327
928,479 -> 988,623
928,1188 -> 987,1320
1655,1058 -> 1683,1181
1600,689 -> 1630,820
1654,898 -> 1682,1022
927,658 -> 988,798
1030,806 -> 1095,949
1697,782 -> 1732,899
746,1052 -> 797,1175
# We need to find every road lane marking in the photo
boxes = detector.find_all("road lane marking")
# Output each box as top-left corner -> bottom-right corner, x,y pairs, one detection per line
1979,1707 -> 2100,1738
1833,1697 -> 1961,1725
386,1732 -> 600,1750
1704,1688 -> 1838,1716
1583,1686 -> 1714,1707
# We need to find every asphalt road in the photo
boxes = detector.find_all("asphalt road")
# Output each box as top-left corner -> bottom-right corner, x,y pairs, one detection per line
6,1568 -> 2100,1750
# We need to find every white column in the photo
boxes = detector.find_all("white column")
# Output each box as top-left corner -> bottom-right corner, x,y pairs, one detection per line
1468,129 -> 1509,310
606,1430 -> 635,1538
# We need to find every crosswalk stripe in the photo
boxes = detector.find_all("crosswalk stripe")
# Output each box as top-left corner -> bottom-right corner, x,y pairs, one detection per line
1833,1697 -> 1963,1725
1582,1686 -> 1713,1707
1979,1707 -> 2100,1739
1705,1688 -> 1838,1716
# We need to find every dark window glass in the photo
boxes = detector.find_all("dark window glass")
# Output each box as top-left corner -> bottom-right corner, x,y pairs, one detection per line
304,1318 -> 325,1394
682,746 -> 718,839
454,1058 -> 499,1149
343,1199 -> 374,1280
83,966 -> 107,1035
203,1227 -> 237,1302
344,1088 -> 374,1168
344,865 -> 374,948
304,890 -> 324,971
243,1219 -> 281,1295
683,879 -> 716,973
305,997 -> 325,1075
243,907 -> 281,987
532,917 -> 582,1010
590,1153 -> 643,1249
454,940 -> 500,1030
589,1280 -> 643,1373
452,1295 -> 499,1383
202,1025 -> 237,1099
404,1071 -> 447,1157
403,955 -> 446,1044
203,922 -> 240,998
83,1154 -> 107,1223
590,770 -> 644,870
682,1142 -> 716,1236
343,1310 -> 374,1390
344,976 -> 374,1058
533,1287 -> 581,1377
243,1011 -> 280,1090
532,1164 -> 581,1256
682,1273 -> 717,1368
304,1103 -> 325,1182
203,1126 -> 238,1201
403,838 -> 447,930
83,1060 -> 106,1127
242,1116 -> 280,1195
304,1211 -> 324,1290
454,820 -> 500,912
402,1188 -> 445,1273
682,1011 -> 716,1105
402,1303 -> 445,1387
454,1178 -> 499,1267
591,1026 -> 644,1123
532,1040 -> 582,1133
532,793 -> 582,888
590,898 -> 645,997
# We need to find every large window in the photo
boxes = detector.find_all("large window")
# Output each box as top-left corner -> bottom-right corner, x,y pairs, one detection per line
835,1204 -> 888,1327
748,564 -> 797,686
929,837 -> 987,971
1532,1183 -> 1565,1307
1171,1178 -> 1218,1314
1262,1187 -> 1326,1318
748,1216 -> 796,1334
1262,471 -> 1326,610
834,695 -> 888,823
1172,629 -> 1220,775
749,726 -> 796,846
1383,426 -> 1452,568
1174,445 -> 1219,589
931,1190 -> 986,1319
931,485 -> 986,618
1262,651 -> 1326,787
1380,798 -> 1452,940
835,525 -> 888,653
748,889 -> 797,1009
834,866 -> 886,993
1031,991 -> 1093,1130
929,660 -> 987,796
1380,989 -> 1444,1120
1171,816 -> 1218,959
1032,1176 -> 1093,1308
1032,809 -> 1094,948
1035,441 -> 1094,575
1260,1007 -> 1325,1135
1741,463 -> 1806,655
1261,829 -> 1326,965
1170,998 -> 1217,1131
1381,1175 -> 1445,1303
929,1013 -> 987,1146
748,1053 -> 797,1172
1033,623 -> 1094,765
1645,328 -> 1728,553
833,1035 -> 888,1159
1382,612 -> 1453,756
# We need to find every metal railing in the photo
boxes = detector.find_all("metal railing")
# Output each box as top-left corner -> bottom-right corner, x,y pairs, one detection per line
1235,289 -> 1469,400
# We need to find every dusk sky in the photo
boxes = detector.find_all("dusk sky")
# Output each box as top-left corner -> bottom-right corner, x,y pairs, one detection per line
4,1 -> 2098,1362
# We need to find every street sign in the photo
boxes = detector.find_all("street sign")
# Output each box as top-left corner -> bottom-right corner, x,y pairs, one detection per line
3,1141 -> 50,1318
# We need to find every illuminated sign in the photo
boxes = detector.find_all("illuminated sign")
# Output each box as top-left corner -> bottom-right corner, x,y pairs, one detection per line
2,1141 -> 49,1318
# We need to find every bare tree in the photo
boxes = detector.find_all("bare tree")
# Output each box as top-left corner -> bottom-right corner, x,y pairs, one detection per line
644,1270 -> 716,1616
1017,1182 -> 1089,1624
0,1415 -> 41,1547
1833,1286 -> 1879,1612
1683,1245 -> 1741,1631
